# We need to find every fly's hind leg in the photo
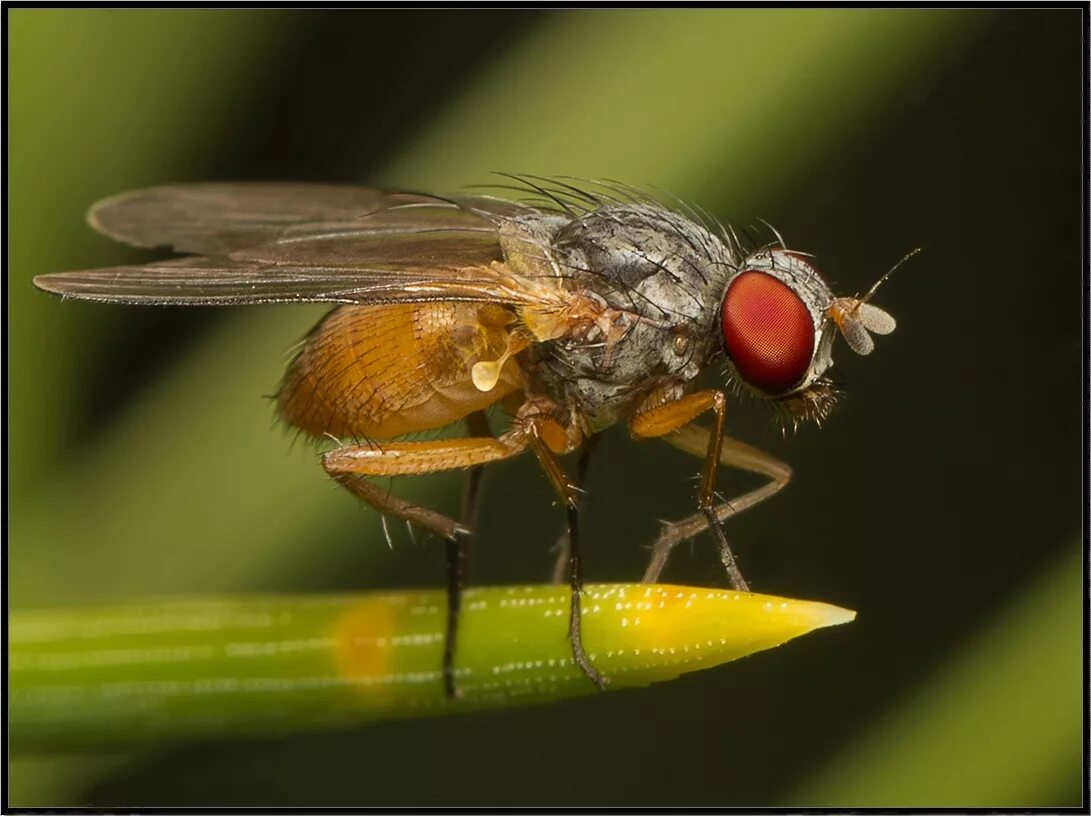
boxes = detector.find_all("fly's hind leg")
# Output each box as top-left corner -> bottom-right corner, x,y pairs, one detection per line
323,435 -> 525,539
448,411 -> 493,700
460,411 -> 493,530
630,388 -> 791,590
325,408 -> 607,693
323,427 -> 529,699
326,475 -> 470,540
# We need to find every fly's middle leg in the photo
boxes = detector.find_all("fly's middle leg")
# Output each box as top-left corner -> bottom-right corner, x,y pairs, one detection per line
550,434 -> 600,585
524,417 -> 607,690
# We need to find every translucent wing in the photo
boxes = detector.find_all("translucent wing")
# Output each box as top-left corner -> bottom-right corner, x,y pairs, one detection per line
33,257 -> 568,307
33,184 -> 562,307
86,183 -> 531,255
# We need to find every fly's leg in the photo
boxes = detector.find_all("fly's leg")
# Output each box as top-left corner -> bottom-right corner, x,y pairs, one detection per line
323,429 -> 529,700
324,475 -> 471,541
460,411 -> 493,530
524,417 -> 607,690
631,389 -> 760,591
324,408 -> 606,692
323,434 -> 527,538
646,424 -> 792,581
446,411 -> 492,699
640,423 -> 792,585
442,534 -> 464,699
550,434 -> 600,585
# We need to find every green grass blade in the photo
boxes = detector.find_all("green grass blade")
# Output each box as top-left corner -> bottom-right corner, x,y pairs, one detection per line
11,584 -> 854,752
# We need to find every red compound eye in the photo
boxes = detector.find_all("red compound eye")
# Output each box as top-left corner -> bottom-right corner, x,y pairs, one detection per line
721,271 -> 815,394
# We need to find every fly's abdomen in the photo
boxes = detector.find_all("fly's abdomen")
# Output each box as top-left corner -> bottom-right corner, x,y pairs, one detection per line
277,302 -> 523,441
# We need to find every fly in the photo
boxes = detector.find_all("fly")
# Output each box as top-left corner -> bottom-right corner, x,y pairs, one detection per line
33,176 -> 904,698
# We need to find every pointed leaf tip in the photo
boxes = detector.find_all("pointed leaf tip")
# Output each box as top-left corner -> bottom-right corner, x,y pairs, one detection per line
11,585 -> 856,751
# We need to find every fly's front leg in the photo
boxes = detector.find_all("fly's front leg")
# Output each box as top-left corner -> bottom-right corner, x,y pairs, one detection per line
645,423 -> 792,584
631,389 -> 749,590
322,428 -> 528,700
523,414 -> 607,690
637,422 -> 792,586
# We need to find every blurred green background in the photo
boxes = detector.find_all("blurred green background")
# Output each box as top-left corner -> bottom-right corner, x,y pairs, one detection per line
8,8 -> 1084,808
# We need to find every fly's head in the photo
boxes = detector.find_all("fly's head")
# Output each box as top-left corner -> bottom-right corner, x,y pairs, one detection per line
717,246 -> 911,430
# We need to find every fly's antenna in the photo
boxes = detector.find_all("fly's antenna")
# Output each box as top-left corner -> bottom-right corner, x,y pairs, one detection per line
829,247 -> 921,355
855,247 -> 923,312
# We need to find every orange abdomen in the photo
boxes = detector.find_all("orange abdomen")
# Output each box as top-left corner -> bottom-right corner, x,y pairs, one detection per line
277,302 -> 523,441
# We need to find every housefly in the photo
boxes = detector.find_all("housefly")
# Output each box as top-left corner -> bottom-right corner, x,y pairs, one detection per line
34,176 -> 901,697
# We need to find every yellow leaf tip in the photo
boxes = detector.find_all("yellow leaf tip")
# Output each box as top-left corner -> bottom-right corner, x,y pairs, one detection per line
811,602 -> 857,629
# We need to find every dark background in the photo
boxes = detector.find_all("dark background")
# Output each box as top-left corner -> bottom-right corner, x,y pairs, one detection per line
10,8 -> 1084,807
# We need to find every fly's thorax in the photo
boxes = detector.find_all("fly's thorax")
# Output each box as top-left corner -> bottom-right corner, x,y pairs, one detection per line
552,204 -> 733,374
550,205 -> 733,311
497,212 -> 571,281
515,204 -> 736,427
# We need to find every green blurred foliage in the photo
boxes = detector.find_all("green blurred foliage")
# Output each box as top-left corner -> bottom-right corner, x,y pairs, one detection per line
791,544 -> 1083,808
8,8 -> 1084,808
